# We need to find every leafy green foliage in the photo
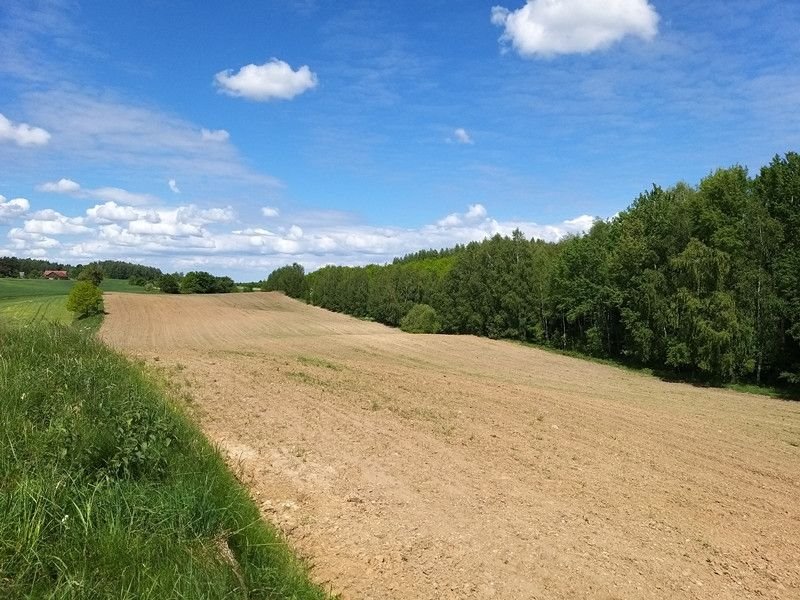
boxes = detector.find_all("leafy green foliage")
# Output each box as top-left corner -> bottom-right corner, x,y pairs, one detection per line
77,264 -> 105,286
158,273 -> 181,294
264,263 -> 307,298
274,151 -> 800,388
66,281 -> 103,318
400,304 -> 442,333
180,271 -> 235,294
0,323 -> 327,599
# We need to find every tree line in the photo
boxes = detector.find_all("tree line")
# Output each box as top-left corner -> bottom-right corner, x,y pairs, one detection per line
266,152 -> 800,387
0,256 -> 238,296
0,258 -> 163,281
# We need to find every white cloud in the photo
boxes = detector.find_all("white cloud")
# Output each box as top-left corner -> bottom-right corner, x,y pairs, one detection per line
0,112 -> 50,146
466,203 -> 487,220
127,220 -> 203,237
437,213 -> 462,227
491,0 -> 659,57
214,59 -> 318,101
23,210 -> 88,235
5,198 -> 597,280
168,179 -> 181,194
287,225 -> 304,240
201,128 -> 230,142
35,178 -> 158,206
37,178 -> 81,193
261,206 -> 280,218
87,201 -> 140,223
0,195 -> 30,222
453,128 -> 473,144
8,228 -> 60,249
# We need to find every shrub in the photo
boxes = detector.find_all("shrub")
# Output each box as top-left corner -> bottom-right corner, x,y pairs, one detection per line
158,274 -> 180,294
400,303 -> 442,334
65,281 -> 103,318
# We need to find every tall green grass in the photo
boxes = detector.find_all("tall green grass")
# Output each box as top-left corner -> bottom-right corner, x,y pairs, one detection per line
0,323 -> 327,599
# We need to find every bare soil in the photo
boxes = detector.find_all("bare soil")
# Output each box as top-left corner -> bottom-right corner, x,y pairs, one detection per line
100,292 -> 800,600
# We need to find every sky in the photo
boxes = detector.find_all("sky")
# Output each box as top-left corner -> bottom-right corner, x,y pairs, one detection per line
1,0 -> 799,280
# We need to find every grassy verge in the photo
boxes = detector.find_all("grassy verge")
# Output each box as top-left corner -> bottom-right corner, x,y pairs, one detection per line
0,323 -> 327,599
513,339 -> 797,400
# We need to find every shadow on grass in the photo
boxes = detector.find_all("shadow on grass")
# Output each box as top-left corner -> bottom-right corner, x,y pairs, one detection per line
513,339 -> 799,401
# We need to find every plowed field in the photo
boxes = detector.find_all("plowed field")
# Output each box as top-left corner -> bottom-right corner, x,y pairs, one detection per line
100,292 -> 800,600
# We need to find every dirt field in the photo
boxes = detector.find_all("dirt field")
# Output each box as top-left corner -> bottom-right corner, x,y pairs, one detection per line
100,292 -> 800,600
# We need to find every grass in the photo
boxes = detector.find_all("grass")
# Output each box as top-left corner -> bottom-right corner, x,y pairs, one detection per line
0,279 -> 157,325
0,322 -> 328,599
0,295 -> 73,324
99,279 -> 160,294
296,356 -> 343,371
514,339 -> 798,400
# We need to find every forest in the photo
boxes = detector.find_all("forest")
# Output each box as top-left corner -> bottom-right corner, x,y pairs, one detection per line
265,152 -> 800,387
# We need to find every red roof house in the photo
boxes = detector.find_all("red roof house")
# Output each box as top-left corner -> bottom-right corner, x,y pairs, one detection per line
43,270 -> 69,280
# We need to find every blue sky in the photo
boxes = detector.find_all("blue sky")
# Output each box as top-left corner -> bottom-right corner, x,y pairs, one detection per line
1,0 -> 798,279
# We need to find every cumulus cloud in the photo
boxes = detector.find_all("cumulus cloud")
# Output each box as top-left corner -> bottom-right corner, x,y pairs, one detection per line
0,112 -> 51,146
201,128 -> 230,142
453,128 -> 473,144
23,210 -> 88,235
86,201 -> 140,223
261,206 -> 280,218
37,178 -> 81,193
466,203 -> 487,220
168,179 -> 181,194
4,199 -> 597,279
8,228 -> 60,250
491,0 -> 659,57
214,59 -> 318,101
0,195 -> 30,222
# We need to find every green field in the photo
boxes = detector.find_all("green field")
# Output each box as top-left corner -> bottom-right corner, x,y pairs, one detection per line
0,278 -> 157,324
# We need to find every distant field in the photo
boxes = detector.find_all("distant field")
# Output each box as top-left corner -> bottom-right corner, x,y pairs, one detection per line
0,278 -> 155,324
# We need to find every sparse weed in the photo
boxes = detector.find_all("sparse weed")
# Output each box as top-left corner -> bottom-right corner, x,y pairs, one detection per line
297,355 -> 343,371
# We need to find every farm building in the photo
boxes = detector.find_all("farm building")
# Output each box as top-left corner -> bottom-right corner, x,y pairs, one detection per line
43,270 -> 69,280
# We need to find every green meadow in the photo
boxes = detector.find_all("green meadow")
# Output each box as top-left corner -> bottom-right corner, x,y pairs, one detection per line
0,278 -> 157,324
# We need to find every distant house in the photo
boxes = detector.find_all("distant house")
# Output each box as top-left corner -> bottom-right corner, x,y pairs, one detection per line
43,270 -> 69,280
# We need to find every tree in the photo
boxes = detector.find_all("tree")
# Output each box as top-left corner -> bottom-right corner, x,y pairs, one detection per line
66,281 -> 103,318
264,263 -> 307,299
78,265 -> 104,286
181,271 -> 216,294
400,304 -> 442,333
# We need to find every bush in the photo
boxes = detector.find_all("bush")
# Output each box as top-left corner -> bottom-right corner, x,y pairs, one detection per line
65,281 -> 103,318
180,271 -> 235,294
400,303 -> 442,334
158,274 -> 180,294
